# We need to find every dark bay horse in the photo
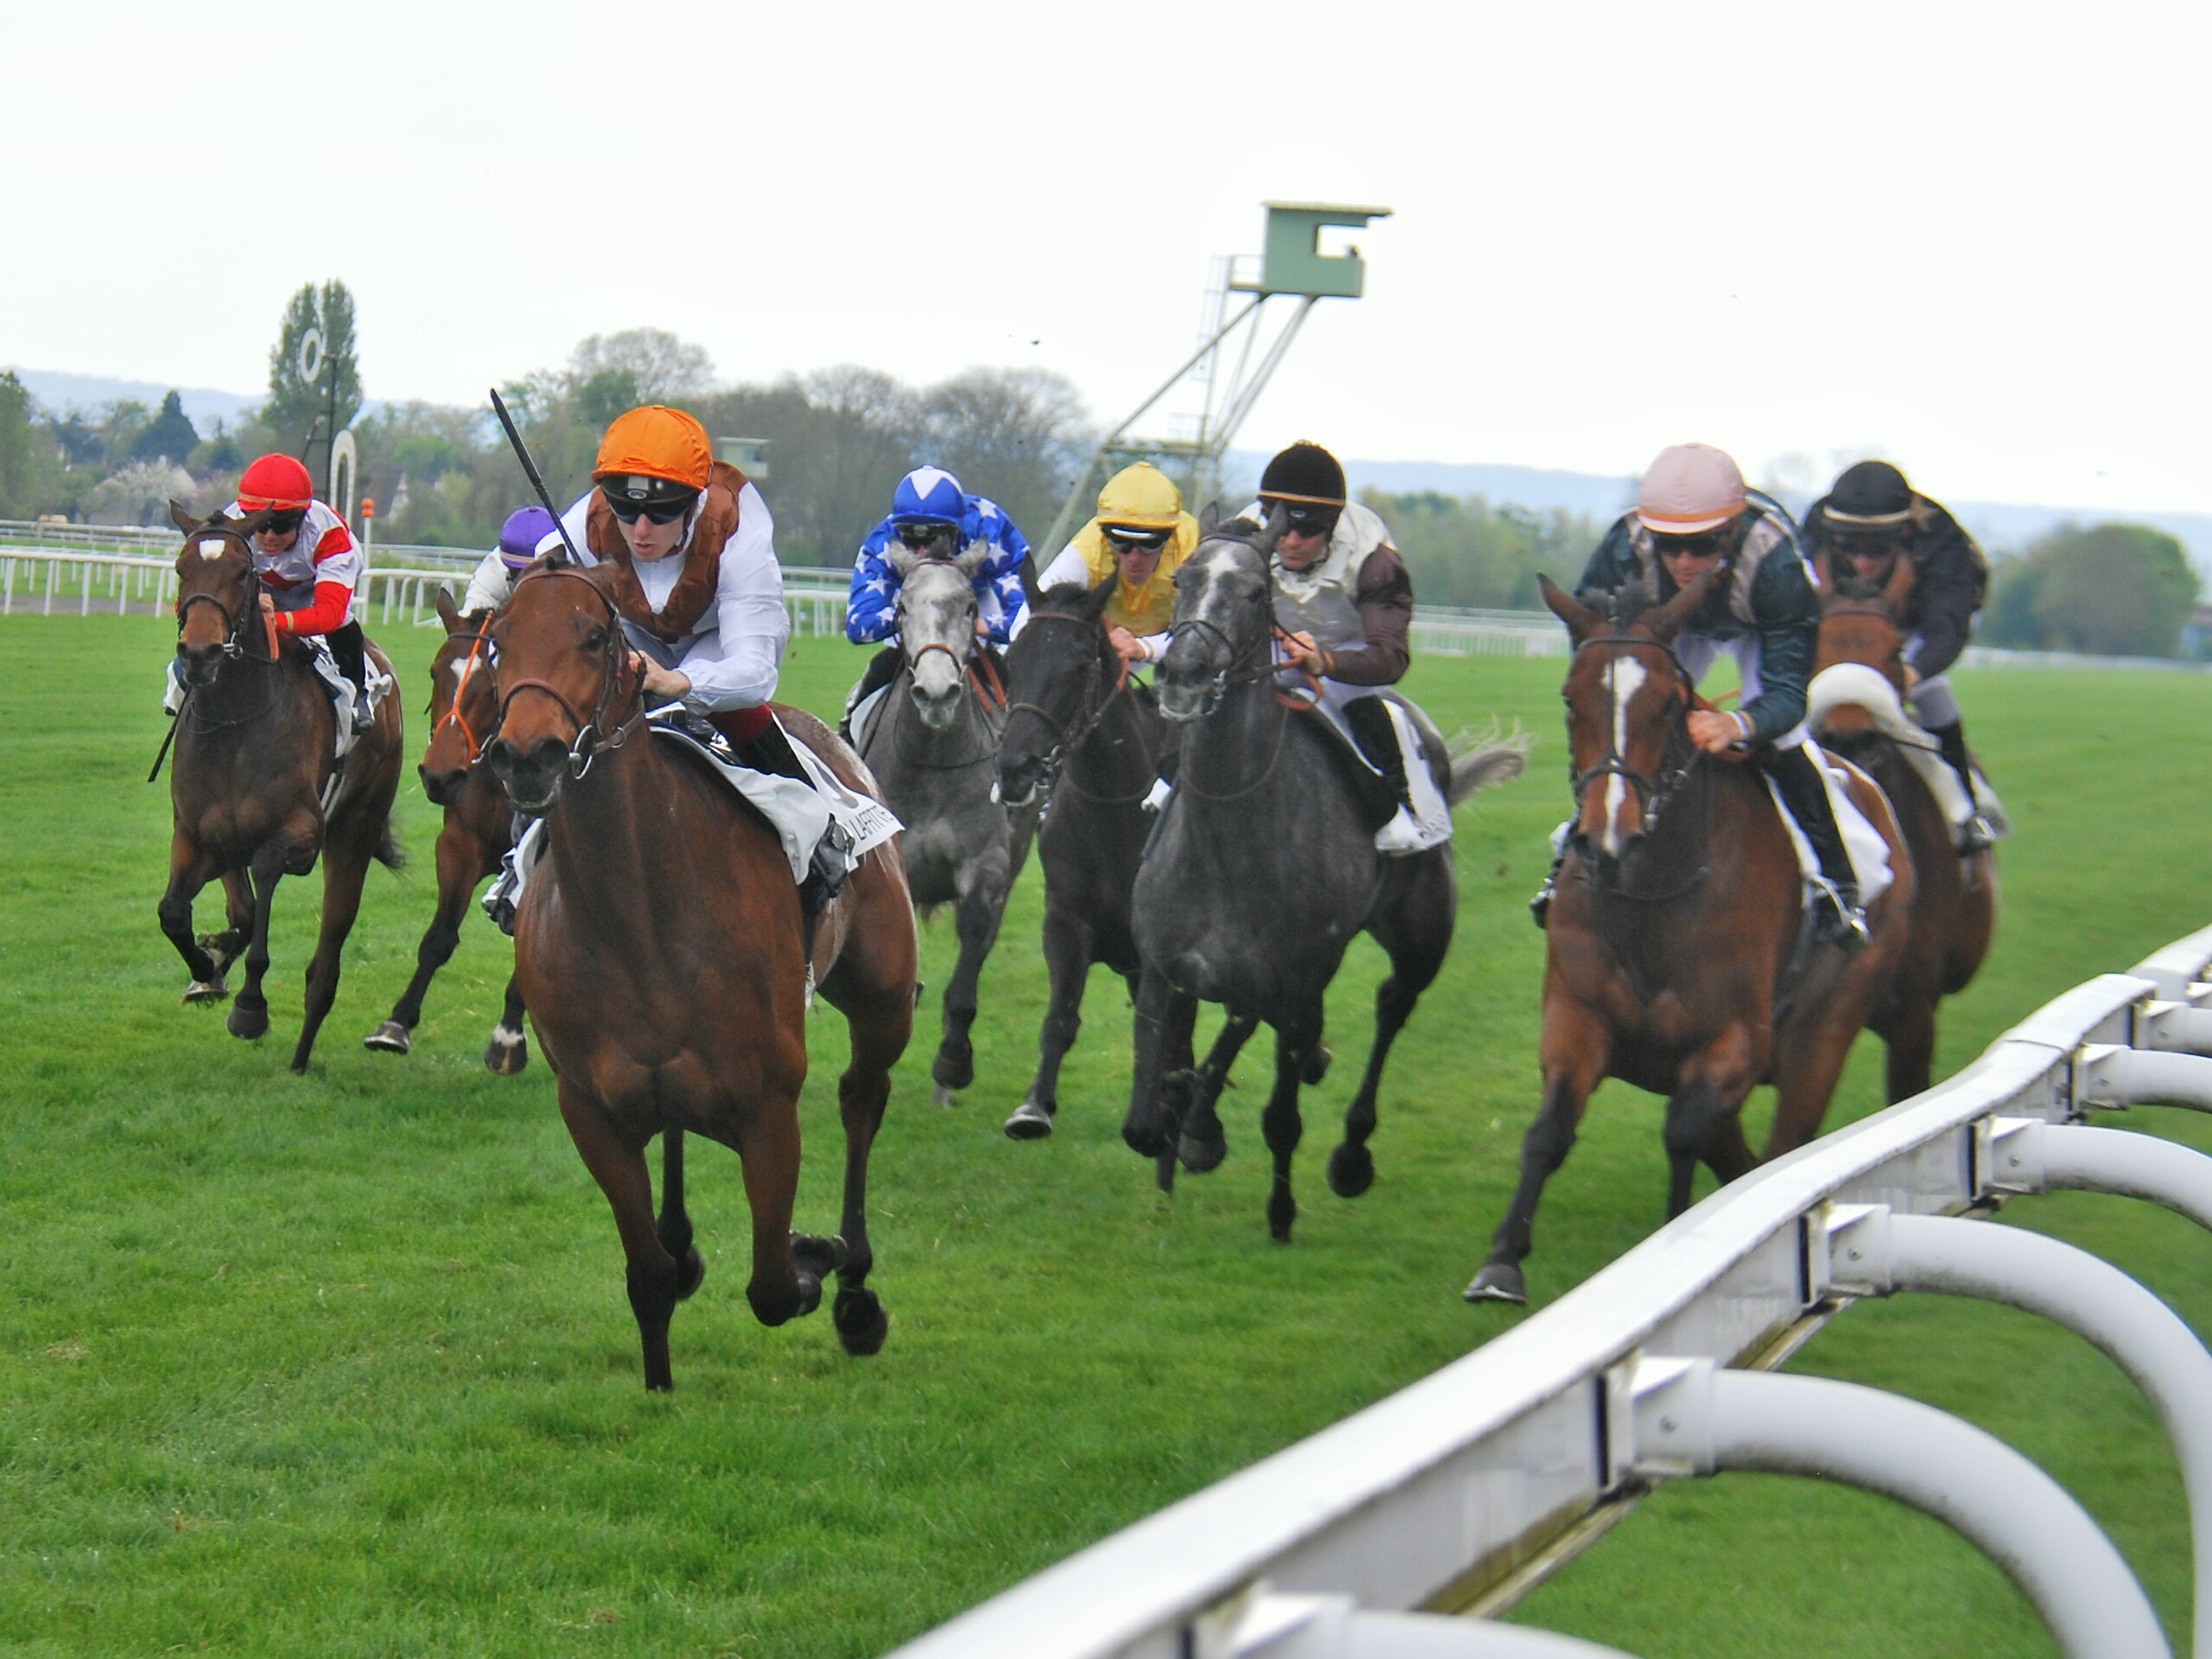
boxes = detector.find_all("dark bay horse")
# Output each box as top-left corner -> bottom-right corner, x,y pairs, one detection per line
1809,561 -> 1997,1101
484,562 -> 918,1391
994,571 -> 1185,1140
855,549 -> 1039,1107
362,588 -> 530,1071
161,505 -> 404,1073
1125,511 -> 1528,1241
1463,575 -> 1913,1305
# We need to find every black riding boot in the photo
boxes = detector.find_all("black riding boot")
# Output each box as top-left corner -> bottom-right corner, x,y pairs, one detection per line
734,713 -> 849,967
1763,742 -> 1869,949
1344,695 -> 1414,812
838,645 -> 902,741
1923,719 -> 1994,854
328,620 -> 368,697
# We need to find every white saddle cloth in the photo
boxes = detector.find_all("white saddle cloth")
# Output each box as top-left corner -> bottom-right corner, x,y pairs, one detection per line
649,713 -> 901,884
1763,745 -> 1894,906
1307,694 -> 1454,856
162,641 -> 388,758
1806,664 -> 2010,837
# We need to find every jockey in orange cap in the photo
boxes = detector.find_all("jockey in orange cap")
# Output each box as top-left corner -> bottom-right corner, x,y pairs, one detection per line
537,404 -> 801,773
162,453 -> 379,749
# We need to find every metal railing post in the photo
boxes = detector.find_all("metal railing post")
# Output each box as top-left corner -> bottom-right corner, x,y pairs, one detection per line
1624,1360 -> 2171,1659
1826,1206 -> 2212,1656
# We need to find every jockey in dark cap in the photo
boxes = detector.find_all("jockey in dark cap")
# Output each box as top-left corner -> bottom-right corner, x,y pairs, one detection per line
1802,460 -> 1994,854
1533,442 -> 1872,949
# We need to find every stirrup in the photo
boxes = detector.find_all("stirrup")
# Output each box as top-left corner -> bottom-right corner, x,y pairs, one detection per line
1808,878 -> 1869,950
1529,874 -> 1557,930
1955,814 -> 1996,857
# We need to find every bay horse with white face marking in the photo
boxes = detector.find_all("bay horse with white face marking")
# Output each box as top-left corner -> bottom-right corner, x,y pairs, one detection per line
161,505 -> 404,1072
1810,558 -> 1997,1101
483,561 -> 918,1391
362,588 -> 530,1071
1463,574 -> 1913,1305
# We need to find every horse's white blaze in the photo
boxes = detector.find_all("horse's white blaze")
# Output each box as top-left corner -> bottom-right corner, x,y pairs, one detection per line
197,539 -> 226,559
1602,656 -> 1647,857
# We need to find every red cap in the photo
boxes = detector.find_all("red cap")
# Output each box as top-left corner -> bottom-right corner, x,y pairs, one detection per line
238,454 -> 315,512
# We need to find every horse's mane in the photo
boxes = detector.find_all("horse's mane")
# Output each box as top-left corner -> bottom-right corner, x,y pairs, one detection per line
1036,580 -> 1102,613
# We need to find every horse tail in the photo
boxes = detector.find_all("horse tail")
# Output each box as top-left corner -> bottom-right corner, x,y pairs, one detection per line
375,823 -> 407,871
1446,720 -> 1533,807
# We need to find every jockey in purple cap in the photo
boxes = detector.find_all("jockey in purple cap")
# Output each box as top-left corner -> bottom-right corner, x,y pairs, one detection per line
460,505 -> 558,615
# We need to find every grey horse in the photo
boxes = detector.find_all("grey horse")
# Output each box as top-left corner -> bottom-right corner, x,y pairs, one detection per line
1122,508 -> 1528,1240
854,549 -> 1040,1106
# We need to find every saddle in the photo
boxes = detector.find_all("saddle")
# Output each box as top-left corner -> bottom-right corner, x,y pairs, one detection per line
1288,702 -> 1402,834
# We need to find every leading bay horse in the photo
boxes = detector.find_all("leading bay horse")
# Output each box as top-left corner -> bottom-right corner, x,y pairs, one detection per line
484,561 -> 918,1391
1125,509 -> 1529,1241
1809,558 -> 1997,1101
1463,574 -> 1912,1304
161,505 -> 404,1073
854,549 -> 1039,1107
362,588 -> 531,1071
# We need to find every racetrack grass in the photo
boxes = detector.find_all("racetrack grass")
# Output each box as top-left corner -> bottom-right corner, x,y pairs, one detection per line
0,613 -> 2207,1658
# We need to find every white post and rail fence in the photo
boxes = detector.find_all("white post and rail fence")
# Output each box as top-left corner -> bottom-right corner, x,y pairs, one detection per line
7,520 -> 2209,671
883,923 -> 2212,1659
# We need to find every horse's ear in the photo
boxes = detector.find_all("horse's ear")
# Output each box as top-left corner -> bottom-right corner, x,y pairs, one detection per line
886,543 -> 918,582
1646,569 -> 1716,643
1018,553 -> 1043,606
1198,501 -> 1221,537
1881,549 -> 1915,611
1254,502 -> 1289,557
169,500 -> 202,535
1082,570 -> 1118,620
1538,574 -> 1599,639
435,585 -> 462,632
953,543 -> 989,579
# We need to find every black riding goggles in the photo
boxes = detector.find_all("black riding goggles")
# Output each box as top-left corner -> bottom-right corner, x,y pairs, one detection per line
1103,526 -> 1173,552
256,508 -> 308,537
1280,506 -> 1339,537
895,522 -> 957,550
606,493 -> 696,525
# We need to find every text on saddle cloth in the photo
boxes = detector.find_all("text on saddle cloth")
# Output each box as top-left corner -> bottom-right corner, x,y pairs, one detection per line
1804,663 -> 2010,836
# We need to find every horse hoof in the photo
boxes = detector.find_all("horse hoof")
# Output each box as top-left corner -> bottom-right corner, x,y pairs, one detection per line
363,1020 -> 412,1055
1004,1100 -> 1055,1140
673,1245 -> 707,1301
181,977 -> 228,1005
1302,1044 -> 1334,1086
483,1025 -> 528,1075
1268,1195 -> 1298,1243
792,1272 -> 824,1319
833,1287 -> 888,1357
1327,1142 -> 1375,1198
1178,1131 -> 1228,1174
1462,1263 -> 1529,1305
226,1000 -> 270,1040
1122,1119 -> 1169,1160
931,1048 -> 975,1092
931,1083 -> 957,1109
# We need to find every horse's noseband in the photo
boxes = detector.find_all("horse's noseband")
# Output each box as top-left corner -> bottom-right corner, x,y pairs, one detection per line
1567,632 -> 1698,836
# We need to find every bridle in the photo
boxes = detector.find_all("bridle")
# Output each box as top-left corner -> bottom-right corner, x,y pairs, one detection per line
1001,607 -> 1159,805
1819,594 -> 1910,695
174,530 -> 275,668
1567,631 -> 1701,837
1161,544 -> 1277,720
430,626 -> 495,762
494,566 -> 647,780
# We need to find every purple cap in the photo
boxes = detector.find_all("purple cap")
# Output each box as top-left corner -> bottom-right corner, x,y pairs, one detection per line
499,505 -> 557,566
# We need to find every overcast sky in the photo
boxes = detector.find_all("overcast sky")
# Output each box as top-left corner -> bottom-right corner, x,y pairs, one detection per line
5,1 -> 2206,512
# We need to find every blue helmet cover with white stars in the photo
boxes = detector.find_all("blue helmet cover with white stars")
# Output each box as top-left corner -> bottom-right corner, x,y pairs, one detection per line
892,466 -> 967,528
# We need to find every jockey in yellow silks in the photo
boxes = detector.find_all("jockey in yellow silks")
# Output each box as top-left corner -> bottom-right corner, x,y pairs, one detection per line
1034,462 -> 1198,674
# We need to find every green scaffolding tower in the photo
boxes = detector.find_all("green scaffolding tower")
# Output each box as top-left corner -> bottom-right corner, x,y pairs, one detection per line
1039,200 -> 1392,556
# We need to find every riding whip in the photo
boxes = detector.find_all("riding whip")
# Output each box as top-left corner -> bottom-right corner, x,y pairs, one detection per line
489,388 -> 585,567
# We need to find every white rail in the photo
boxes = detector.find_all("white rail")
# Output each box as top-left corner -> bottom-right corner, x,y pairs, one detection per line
887,924 -> 2212,1659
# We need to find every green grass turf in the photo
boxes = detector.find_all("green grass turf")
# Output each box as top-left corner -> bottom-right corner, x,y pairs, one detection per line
1,613 -> 2208,1657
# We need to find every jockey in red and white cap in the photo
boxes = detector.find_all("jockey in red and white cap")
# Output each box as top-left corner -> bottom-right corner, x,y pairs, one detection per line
166,454 -> 377,748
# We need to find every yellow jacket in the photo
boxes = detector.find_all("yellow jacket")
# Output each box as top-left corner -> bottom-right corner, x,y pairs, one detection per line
1065,461 -> 1199,639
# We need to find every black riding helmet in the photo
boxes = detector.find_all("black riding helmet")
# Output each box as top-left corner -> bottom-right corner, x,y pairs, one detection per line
1259,442 -> 1347,538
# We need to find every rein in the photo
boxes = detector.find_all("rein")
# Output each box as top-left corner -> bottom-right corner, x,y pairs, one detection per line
1564,630 -> 1713,901
1002,610 -> 1156,806
496,567 -> 648,780
433,628 -> 495,761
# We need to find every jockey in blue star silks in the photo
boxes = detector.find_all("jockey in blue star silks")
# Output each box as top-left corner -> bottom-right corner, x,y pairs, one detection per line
838,465 -> 1031,740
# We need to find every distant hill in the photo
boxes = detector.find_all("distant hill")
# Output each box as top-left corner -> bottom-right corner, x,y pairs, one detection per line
6,368 -> 262,431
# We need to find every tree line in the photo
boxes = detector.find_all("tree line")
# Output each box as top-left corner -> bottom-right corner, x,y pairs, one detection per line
0,283 -> 2202,654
